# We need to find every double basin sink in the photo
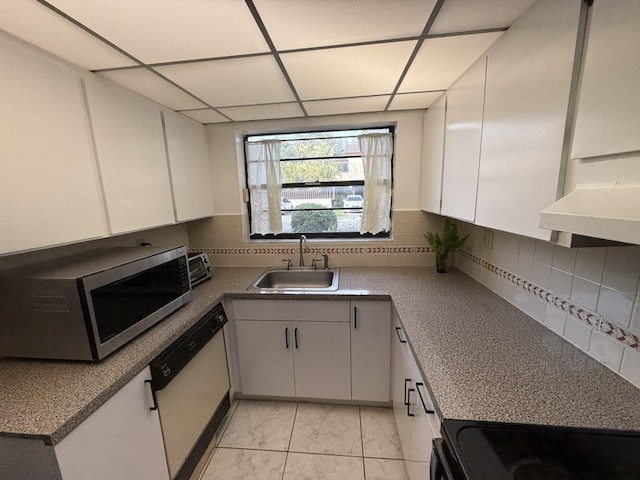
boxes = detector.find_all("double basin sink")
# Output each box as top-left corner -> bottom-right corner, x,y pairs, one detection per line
248,267 -> 340,292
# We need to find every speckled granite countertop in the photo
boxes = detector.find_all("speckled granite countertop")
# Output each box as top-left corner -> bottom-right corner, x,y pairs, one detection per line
2,267 -> 639,445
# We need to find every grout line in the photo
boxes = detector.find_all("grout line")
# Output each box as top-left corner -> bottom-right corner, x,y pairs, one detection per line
359,406 -> 367,479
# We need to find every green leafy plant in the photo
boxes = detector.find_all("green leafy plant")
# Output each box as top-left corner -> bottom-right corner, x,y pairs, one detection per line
425,218 -> 468,273
291,203 -> 337,233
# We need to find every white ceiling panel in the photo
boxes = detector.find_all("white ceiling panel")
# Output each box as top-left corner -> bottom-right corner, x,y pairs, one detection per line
430,0 -> 536,34
98,69 -> 206,110
179,109 -> 229,124
48,0 -> 269,64
254,0 -> 437,50
304,96 -> 390,117
156,56 -> 295,107
219,103 -> 303,122
0,1 -> 134,70
388,91 -> 444,111
282,42 -> 416,101
399,32 -> 503,92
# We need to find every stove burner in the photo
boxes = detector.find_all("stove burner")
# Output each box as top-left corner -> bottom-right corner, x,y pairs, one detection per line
512,461 -> 578,480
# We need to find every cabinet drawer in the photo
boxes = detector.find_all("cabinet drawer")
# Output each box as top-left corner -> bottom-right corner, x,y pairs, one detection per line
232,299 -> 349,322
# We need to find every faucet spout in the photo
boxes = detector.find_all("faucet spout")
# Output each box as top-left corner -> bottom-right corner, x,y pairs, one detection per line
299,235 -> 309,267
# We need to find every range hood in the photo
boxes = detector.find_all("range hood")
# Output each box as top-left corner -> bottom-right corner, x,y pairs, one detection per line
540,184 -> 640,245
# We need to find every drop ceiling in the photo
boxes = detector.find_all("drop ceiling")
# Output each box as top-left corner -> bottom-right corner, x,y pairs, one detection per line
0,0 -> 536,123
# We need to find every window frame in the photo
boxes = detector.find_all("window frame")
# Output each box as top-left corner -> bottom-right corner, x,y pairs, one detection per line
243,125 -> 395,240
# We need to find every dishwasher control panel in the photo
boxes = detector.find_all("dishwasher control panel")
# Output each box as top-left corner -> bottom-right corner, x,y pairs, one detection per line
150,302 -> 227,390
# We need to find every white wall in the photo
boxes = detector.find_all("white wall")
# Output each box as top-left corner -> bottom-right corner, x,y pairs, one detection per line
205,110 -> 425,215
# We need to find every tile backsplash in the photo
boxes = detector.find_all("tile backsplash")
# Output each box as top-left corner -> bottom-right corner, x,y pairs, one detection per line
187,210 -> 443,268
455,222 -> 640,390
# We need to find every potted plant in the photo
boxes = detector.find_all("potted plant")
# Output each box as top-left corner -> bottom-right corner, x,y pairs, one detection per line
425,218 -> 468,273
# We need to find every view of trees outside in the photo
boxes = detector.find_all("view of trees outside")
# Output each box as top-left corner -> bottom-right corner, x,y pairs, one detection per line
247,128 -> 388,235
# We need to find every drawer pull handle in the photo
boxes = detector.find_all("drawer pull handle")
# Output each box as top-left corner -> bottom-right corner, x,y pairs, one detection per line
354,306 -> 358,329
285,327 -> 289,349
407,388 -> 415,417
294,327 -> 299,349
145,379 -> 158,411
395,327 -> 407,343
416,382 -> 435,414
404,378 -> 411,405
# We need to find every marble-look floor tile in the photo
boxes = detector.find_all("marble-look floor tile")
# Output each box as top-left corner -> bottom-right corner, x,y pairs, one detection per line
201,448 -> 286,480
219,400 -> 297,451
364,458 -> 409,480
213,399 -> 240,447
289,403 -> 362,456
360,407 -> 403,459
283,452 -> 364,480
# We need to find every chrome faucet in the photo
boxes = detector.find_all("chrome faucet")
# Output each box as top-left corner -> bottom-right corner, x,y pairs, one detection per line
298,235 -> 309,267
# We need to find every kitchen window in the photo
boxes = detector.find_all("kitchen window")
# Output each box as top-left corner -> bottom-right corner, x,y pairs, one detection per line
244,127 -> 394,240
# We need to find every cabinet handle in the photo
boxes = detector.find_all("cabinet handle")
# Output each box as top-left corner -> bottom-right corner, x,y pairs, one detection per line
395,327 -> 407,343
416,382 -> 435,414
354,306 -> 358,329
404,378 -> 412,405
294,327 -> 299,349
407,388 -> 415,417
145,379 -> 158,411
285,327 -> 289,349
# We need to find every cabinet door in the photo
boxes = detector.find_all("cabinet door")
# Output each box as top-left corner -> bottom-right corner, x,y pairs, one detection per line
391,315 -> 413,463
0,32 -> 106,255
162,111 -> 214,221
235,320 -> 295,397
293,321 -> 351,400
351,301 -> 391,402
83,76 -> 175,234
406,360 -> 436,480
54,367 -> 169,480
441,55 -> 487,222
571,0 -> 640,158
475,0 -> 585,240
420,94 -> 446,213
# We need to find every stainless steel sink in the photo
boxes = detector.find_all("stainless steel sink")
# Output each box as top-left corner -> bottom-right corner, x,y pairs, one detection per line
248,268 -> 340,291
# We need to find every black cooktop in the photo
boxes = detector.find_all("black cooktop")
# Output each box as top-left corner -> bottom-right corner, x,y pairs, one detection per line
442,419 -> 640,480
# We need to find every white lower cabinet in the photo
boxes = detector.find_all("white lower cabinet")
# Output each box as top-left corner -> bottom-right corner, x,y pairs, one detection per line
54,367 -> 169,480
232,299 -> 390,402
392,310 -> 441,480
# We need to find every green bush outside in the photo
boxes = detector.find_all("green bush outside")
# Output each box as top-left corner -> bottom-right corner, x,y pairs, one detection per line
291,203 -> 337,233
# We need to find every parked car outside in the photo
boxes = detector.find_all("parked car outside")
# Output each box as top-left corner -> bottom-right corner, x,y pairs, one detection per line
343,195 -> 363,210
281,197 -> 293,214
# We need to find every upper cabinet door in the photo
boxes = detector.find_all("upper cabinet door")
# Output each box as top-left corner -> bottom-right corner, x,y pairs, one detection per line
162,111 -> 214,221
475,0 -> 585,240
0,33 -> 106,255
420,94 -> 446,214
571,0 -> 640,159
441,56 -> 487,222
83,76 -> 175,234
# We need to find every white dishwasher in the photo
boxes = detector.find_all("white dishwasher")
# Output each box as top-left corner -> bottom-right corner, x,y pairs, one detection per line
150,302 -> 230,480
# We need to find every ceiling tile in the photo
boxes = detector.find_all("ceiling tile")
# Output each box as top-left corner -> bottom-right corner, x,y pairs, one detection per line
98,69 -> 206,110
399,32 -> 503,92
281,41 -> 416,100
254,0 -> 437,50
304,96 -> 390,117
388,91 -> 444,111
219,103 -> 303,122
156,56 -> 296,107
0,1 -> 134,70
48,0 -> 269,63
429,0 -> 536,34
179,109 -> 230,124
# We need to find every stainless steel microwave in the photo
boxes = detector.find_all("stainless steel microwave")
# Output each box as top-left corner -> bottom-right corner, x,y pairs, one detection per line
0,246 -> 191,361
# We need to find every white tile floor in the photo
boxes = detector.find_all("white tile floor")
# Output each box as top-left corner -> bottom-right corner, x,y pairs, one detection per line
198,399 -> 408,480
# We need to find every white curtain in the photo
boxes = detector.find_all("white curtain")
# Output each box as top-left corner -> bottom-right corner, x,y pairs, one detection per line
359,133 -> 393,234
247,140 -> 282,235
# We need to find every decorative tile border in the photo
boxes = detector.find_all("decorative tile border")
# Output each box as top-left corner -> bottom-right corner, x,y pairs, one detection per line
190,246 -> 433,255
457,249 -> 640,352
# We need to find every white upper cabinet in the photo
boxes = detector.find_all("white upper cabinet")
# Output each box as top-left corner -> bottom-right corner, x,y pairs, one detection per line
162,111 -> 214,221
571,0 -> 640,159
83,76 -> 175,234
440,55 -> 487,222
475,0 -> 585,240
420,94 -> 447,214
0,33 -> 106,255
